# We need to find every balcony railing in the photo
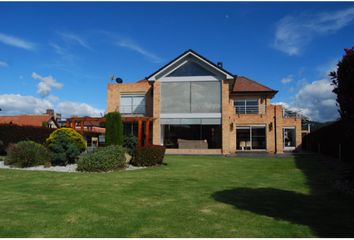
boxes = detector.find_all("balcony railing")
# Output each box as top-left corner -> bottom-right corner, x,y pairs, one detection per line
119,104 -> 145,115
235,105 -> 266,115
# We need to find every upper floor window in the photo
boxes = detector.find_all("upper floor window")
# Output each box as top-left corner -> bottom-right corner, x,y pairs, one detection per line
160,81 -> 221,113
120,95 -> 145,115
235,99 -> 259,114
166,61 -> 216,77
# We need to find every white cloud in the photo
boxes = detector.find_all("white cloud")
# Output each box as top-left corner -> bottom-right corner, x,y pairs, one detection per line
0,61 -> 8,68
115,39 -> 163,63
281,74 -> 293,84
0,94 -> 53,115
273,8 -> 354,55
277,79 -> 339,122
0,94 -> 103,118
57,101 -> 104,117
0,32 -> 35,50
58,32 -> 91,49
32,72 -> 63,97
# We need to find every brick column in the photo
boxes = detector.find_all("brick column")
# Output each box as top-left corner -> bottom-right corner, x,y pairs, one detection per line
152,81 -> 161,145
221,80 -> 231,154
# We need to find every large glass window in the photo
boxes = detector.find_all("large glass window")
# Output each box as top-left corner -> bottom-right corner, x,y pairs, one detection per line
120,95 -> 145,114
167,61 -> 216,77
236,126 -> 266,150
162,124 -> 221,149
235,99 -> 259,114
160,81 -> 221,113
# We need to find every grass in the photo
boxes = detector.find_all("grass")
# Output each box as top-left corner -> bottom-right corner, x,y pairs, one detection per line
0,154 -> 353,237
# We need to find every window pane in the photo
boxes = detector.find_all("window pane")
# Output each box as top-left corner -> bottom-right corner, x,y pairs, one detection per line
251,126 -> 266,149
191,81 -> 221,113
284,128 -> 296,147
167,61 -> 216,77
246,99 -> 258,114
161,82 -> 190,113
120,96 -> 132,113
163,124 -> 221,149
132,96 -> 145,114
235,100 -> 246,114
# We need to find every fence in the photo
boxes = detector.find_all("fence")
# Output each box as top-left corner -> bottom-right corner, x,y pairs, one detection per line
302,120 -> 354,162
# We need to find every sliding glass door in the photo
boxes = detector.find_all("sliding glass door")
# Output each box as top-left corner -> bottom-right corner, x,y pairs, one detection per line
236,125 -> 266,151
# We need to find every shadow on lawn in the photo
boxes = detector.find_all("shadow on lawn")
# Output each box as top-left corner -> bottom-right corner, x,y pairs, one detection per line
212,155 -> 354,237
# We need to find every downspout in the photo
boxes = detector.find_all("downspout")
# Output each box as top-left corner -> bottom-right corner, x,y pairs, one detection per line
274,105 -> 277,154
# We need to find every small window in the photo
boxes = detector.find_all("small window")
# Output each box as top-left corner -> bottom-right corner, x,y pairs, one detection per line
235,99 -> 259,114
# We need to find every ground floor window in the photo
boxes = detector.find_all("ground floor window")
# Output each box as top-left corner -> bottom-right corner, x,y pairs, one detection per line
162,124 -> 221,149
283,127 -> 296,150
123,122 -> 138,137
236,125 -> 266,150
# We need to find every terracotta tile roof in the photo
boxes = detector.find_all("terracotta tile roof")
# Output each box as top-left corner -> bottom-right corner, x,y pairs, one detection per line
232,76 -> 277,94
0,114 -> 55,127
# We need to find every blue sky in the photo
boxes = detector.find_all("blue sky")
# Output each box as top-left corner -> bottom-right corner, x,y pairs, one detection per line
0,2 -> 353,121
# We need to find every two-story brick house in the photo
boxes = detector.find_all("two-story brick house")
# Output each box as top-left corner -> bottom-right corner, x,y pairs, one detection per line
107,49 -> 301,154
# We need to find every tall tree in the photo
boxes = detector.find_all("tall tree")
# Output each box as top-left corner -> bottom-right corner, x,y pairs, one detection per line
330,47 -> 354,121
105,112 -> 123,146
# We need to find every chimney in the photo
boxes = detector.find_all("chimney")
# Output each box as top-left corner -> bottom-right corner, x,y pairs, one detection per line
217,62 -> 223,68
46,109 -> 54,117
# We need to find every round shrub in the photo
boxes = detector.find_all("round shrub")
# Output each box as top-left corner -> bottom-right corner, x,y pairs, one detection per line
5,141 -> 51,168
47,132 -> 80,166
77,145 -> 126,172
131,145 -> 166,166
46,128 -> 86,152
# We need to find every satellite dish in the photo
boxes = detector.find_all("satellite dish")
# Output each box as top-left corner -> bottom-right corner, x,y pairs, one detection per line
115,77 -> 123,83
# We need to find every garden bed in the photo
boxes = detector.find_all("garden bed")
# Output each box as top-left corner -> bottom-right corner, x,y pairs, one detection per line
0,160 -> 145,173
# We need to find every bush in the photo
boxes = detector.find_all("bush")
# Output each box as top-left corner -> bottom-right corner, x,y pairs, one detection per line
47,132 -> 80,166
77,145 -> 126,172
123,134 -> 138,156
131,145 -> 166,166
105,112 -> 123,146
5,141 -> 51,168
46,128 -> 86,152
0,124 -> 55,155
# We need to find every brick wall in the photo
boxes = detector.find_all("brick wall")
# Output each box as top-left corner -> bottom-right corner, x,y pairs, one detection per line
107,81 -> 152,115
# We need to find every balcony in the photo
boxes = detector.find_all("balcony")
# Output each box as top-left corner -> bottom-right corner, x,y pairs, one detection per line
119,104 -> 146,115
235,105 -> 266,115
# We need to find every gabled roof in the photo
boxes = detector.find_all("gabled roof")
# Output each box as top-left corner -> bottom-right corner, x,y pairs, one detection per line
146,49 -> 234,81
0,114 -> 58,127
232,76 -> 278,96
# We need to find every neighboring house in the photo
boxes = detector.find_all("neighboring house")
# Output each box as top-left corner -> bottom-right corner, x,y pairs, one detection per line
0,109 -> 59,128
107,49 -> 302,154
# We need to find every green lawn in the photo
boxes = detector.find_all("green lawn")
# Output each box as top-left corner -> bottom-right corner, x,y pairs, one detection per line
0,155 -> 353,237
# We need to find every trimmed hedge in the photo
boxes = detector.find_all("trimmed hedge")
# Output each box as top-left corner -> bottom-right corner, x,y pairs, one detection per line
5,140 -> 51,168
0,124 -> 55,155
131,145 -> 166,166
105,112 -> 123,146
77,145 -> 126,172
46,128 -> 86,152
